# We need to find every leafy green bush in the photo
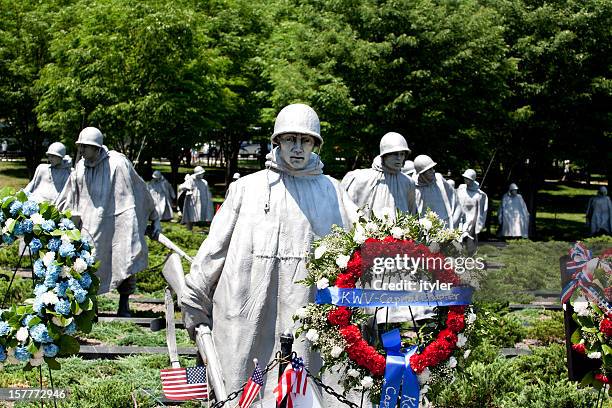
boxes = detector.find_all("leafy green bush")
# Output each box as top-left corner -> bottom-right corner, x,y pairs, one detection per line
513,309 -> 565,345
469,303 -> 525,348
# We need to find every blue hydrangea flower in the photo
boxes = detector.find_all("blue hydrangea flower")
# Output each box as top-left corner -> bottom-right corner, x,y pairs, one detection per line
9,201 -> 22,216
43,343 -> 59,358
22,315 -> 36,327
0,345 -> 7,362
30,323 -> 53,343
0,320 -> 10,336
81,237 -> 91,251
12,221 -> 23,236
59,218 -> 75,230
14,346 -> 31,362
79,250 -> 95,266
47,238 -> 61,252
34,259 -> 47,278
44,265 -> 60,287
59,242 -> 75,258
21,219 -> 34,233
55,299 -> 71,316
29,238 -> 43,254
74,289 -> 87,303
34,284 -> 48,297
55,281 -> 68,297
64,321 -> 76,335
21,200 -> 39,216
41,220 -> 56,232
79,273 -> 92,289
33,298 -> 44,314
68,278 -> 82,292
2,234 -> 15,245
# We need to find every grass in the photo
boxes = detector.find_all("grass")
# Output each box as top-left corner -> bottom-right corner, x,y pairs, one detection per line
82,321 -> 192,347
0,160 -> 30,190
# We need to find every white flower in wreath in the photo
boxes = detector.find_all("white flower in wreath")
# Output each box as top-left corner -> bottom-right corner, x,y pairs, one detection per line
365,222 -> 379,233
1,219 -> 14,234
421,385 -> 430,395
390,227 -> 404,239
417,367 -> 431,385
463,349 -> 471,359
348,369 -> 360,378
316,278 -> 330,290
16,327 -> 29,342
30,213 -> 45,225
331,345 -> 344,358
573,297 -> 590,317
448,356 -> 458,368
419,218 -> 433,231
588,352 -> 602,359
42,251 -> 56,267
353,224 -> 367,245
295,307 -> 308,319
60,234 -> 71,245
305,329 -> 319,344
360,376 -> 374,389
61,266 -> 71,279
314,244 -> 328,260
456,333 -> 468,348
467,312 -> 477,325
73,258 -> 88,273
41,291 -> 59,305
336,255 -> 350,269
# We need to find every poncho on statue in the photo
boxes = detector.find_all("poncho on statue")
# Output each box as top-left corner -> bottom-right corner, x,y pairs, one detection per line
148,174 -> 175,221
24,158 -> 72,202
178,176 -> 214,223
341,156 -> 416,218
457,182 -> 488,237
181,147 -> 357,397
415,173 -> 462,229
57,147 -> 158,293
586,189 -> 612,235
498,190 -> 529,238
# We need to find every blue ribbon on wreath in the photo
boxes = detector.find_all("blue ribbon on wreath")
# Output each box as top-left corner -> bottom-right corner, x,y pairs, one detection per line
379,329 -> 420,408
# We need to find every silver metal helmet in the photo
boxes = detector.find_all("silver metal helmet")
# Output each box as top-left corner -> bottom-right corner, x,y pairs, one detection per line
46,142 -> 66,158
509,183 -> 519,191
232,172 -> 241,180
379,132 -> 411,156
462,169 -> 477,181
76,127 -> 103,147
599,186 -> 607,195
271,104 -> 322,145
193,166 -> 205,176
414,154 -> 437,174
402,160 -> 415,174
152,170 -> 162,179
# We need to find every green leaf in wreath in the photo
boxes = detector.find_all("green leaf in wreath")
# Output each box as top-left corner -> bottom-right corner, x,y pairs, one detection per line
45,357 -> 61,370
57,335 -> 80,356
580,371 -> 594,387
15,191 -> 28,202
571,328 -> 582,344
75,309 -> 95,334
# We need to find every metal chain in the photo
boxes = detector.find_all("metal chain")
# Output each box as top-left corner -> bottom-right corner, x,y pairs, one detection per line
304,368 -> 361,408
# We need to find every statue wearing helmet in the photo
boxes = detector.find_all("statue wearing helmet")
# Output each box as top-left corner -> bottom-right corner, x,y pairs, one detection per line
413,154 -> 462,229
56,127 -> 161,316
177,166 -> 214,230
181,103 -> 357,401
497,183 -> 529,238
341,132 -> 416,219
456,168 -> 489,254
586,186 -> 612,236
23,142 -> 72,202
148,170 -> 176,221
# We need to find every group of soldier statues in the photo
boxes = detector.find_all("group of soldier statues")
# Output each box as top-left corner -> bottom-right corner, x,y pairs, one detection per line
22,104 -> 611,402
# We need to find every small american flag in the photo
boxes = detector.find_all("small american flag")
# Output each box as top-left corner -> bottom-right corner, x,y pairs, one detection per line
273,357 -> 308,408
238,363 -> 264,408
160,366 -> 208,401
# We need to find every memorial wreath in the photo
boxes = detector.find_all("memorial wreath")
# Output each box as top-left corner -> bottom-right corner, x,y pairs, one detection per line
565,242 -> 612,390
0,188 -> 98,370
295,208 -> 477,405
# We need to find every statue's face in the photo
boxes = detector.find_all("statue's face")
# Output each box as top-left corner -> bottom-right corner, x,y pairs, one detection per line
278,133 -> 315,170
420,168 -> 436,184
195,173 -> 205,179
80,144 -> 100,161
510,189 -> 518,196
47,154 -> 62,167
382,151 -> 406,171
464,177 -> 472,185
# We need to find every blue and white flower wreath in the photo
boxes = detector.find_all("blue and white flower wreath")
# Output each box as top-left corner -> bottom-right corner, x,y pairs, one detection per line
0,188 -> 99,370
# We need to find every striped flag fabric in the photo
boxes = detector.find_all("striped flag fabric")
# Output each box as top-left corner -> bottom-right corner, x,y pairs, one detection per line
160,366 -> 208,401
238,363 -> 264,408
273,357 -> 308,408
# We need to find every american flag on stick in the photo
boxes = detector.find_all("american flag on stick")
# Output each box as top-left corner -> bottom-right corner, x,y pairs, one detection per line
160,366 -> 208,401
273,357 -> 308,408
238,360 -> 264,408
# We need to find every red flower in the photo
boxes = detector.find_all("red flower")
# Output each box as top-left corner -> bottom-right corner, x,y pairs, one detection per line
595,373 -> 610,384
327,307 -> 351,327
446,312 -> 465,333
335,273 -> 356,288
600,318 -> 612,337
572,343 -> 586,354
382,236 -> 399,243
347,250 -> 363,279
438,329 -> 458,346
340,325 -> 362,345
370,355 -> 386,376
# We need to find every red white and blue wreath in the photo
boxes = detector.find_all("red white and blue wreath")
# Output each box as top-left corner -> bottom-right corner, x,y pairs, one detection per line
295,208 -> 477,407
0,188 -> 99,370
